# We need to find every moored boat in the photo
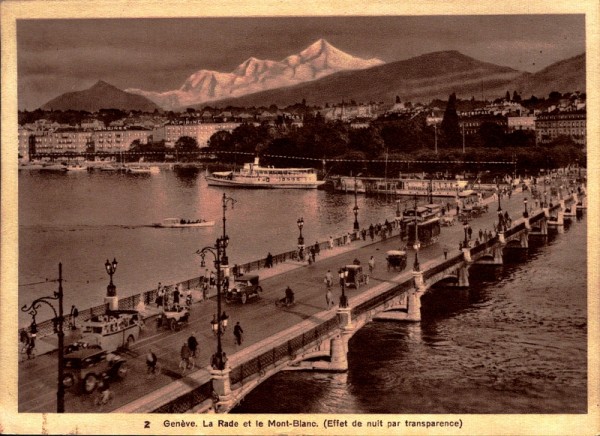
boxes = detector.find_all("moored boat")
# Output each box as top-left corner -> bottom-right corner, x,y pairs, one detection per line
127,165 -> 160,174
330,175 -> 469,197
206,157 -> 325,189
154,218 -> 215,228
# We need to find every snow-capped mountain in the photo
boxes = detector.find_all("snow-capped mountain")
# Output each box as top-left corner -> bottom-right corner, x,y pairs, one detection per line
126,39 -> 384,110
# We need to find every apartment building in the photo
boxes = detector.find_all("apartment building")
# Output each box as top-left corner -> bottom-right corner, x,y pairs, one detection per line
535,110 -> 586,146
164,121 -> 240,147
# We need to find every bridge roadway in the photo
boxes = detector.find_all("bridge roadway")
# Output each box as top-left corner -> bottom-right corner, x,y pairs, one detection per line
18,185 -> 574,413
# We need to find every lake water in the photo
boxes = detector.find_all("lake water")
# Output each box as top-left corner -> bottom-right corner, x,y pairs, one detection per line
18,168 -> 587,413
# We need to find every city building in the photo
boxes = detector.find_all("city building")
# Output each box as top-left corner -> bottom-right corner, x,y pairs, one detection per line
507,115 -> 536,132
535,110 -> 586,146
164,121 -> 240,147
458,114 -> 507,136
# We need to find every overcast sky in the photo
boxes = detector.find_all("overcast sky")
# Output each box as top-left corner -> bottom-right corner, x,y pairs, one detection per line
17,15 -> 585,110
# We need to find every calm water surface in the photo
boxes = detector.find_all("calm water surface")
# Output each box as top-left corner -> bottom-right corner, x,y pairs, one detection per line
18,169 -> 587,413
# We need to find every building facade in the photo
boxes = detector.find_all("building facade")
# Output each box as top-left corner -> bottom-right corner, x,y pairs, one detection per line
535,110 -> 586,146
164,122 -> 240,148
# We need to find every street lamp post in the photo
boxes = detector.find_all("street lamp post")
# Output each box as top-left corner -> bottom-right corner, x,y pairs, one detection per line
496,180 -> 504,232
353,175 -> 359,231
463,222 -> 469,245
338,267 -> 348,308
523,197 -> 529,218
21,263 -> 65,413
297,217 -> 305,259
197,237 -> 229,370
220,193 -> 236,288
413,238 -> 421,272
104,258 -> 118,297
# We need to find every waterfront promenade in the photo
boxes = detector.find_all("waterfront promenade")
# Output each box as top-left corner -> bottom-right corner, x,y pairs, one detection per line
18,180 -> 583,413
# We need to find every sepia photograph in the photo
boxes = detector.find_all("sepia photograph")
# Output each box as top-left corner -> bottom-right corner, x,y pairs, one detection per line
1,1 -> 598,434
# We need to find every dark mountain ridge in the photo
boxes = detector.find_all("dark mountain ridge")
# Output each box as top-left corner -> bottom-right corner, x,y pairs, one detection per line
41,80 -> 160,112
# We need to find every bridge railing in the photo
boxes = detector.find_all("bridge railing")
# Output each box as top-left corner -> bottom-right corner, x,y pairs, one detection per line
352,278 -> 414,317
469,235 -> 499,256
422,253 -> 465,280
229,316 -> 340,387
504,222 -> 526,238
152,380 -> 213,414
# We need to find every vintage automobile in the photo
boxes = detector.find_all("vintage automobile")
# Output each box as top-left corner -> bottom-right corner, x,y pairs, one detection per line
62,348 -> 128,394
79,309 -> 142,352
440,216 -> 456,227
342,265 -> 369,289
157,305 -> 190,331
386,250 -> 408,272
225,274 -> 263,304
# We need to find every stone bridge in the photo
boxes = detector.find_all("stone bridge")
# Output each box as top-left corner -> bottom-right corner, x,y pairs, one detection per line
116,194 -> 579,414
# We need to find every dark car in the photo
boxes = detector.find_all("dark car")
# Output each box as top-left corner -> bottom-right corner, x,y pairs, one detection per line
62,348 -> 128,394
225,274 -> 262,304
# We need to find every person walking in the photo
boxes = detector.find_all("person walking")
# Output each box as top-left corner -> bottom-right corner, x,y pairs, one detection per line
325,270 -> 333,288
443,246 -> 448,260
234,321 -> 244,346
187,333 -> 198,358
326,288 -> 334,309
368,256 -> 375,274
180,342 -> 191,371
328,236 -> 334,249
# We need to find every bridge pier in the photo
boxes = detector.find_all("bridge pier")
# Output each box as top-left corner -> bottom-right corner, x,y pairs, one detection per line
328,335 -> 349,372
457,265 -> 470,287
210,367 -> 234,413
497,231 -> 506,244
530,216 -> 548,236
519,230 -> 529,248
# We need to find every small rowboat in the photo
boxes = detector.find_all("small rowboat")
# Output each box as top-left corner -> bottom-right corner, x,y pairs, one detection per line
154,218 -> 215,228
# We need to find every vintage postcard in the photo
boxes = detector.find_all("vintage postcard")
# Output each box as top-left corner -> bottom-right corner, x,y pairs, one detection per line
1,0 -> 598,434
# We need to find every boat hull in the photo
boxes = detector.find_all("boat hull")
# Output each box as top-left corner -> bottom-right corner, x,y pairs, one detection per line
154,221 -> 215,228
206,175 -> 324,189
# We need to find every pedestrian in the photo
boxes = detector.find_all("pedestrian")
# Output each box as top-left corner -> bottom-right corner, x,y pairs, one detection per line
187,333 -> 198,358
328,236 -> 334,249
220,311 -> 229,332
314,242 -> 320,256
479,229 -> 483,241
210,314 -> 219,336
369,224 -> 375,241
156,282 -> 164,309
326,288 -> 334,309
325,270 -> 333,288
467,226 -> 473,240
180,342 -> 191,369
368,256 -> 375,274
265,252 -> 273,268
234,321 -> 244,346
173,286 -> 180,305
443,246 -> 448,260
361,229 -> 367,240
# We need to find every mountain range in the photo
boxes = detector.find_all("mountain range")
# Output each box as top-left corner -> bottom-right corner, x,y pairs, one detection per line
39,43 -> 585,112
41,80 -> 160,112
203,51 -> 585,109
127,39 -> 384,110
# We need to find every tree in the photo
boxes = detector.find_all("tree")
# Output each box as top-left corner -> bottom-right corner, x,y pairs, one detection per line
478,122 -> 505,148
174,136 -> 199,162
441,93 -> 461,148
505,91 -> 511,101
396,95 -> 401,104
